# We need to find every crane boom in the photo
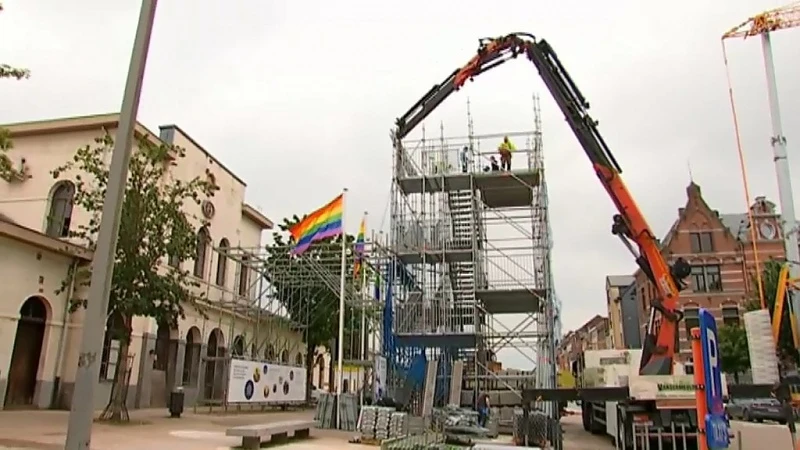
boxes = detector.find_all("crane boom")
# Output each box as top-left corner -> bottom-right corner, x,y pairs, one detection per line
393,33 -> 691,375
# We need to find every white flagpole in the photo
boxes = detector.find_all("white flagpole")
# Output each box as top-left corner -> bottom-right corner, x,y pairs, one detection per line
336,188 -> 348,430
359,211 -> 368,406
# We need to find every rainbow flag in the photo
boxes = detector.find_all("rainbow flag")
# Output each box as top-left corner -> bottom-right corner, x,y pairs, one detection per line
289,194 -> 344,256
353,216 -> 366,278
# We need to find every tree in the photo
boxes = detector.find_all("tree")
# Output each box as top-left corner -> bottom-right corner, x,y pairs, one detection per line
52,132 -> 217,422
745,259 -> 799,366
264,217 -> 366,397
718,324 -> 750,383
0,3 -> 31,181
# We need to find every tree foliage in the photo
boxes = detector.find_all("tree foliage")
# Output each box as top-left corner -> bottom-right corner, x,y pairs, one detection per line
745,259 -> 799,366
52,132 -> 218,420
718,324 -> 750,383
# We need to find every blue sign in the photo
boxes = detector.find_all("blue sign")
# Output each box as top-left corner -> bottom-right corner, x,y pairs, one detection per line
699,308 -> 730,449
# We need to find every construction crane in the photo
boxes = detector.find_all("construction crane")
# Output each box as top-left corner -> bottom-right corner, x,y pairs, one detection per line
722,2 -> 800,349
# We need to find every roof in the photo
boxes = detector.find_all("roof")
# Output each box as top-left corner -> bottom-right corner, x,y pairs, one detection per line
606,275 -> 635,287
0,216 -> 92,261
242,203 -> 274,229
2,113 -> 247,187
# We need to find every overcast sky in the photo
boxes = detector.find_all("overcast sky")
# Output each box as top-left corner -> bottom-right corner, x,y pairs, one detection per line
2,1 -> 799,369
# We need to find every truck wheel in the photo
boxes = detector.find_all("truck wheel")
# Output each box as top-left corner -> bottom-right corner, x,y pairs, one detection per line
581,403 -> 591,432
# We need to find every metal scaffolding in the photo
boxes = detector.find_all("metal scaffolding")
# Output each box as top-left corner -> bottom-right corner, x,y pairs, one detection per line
194,241 -> 383,407
384,96 -> 560,414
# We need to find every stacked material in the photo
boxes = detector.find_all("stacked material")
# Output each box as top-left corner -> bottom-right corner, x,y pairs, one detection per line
744,309 -> 780,384
374,406 -> 393,440
357,406 -> 379,440
357,405 -> 396,441
512,409 -> 559,447
389,411 -> 409,438
314,393 -> 361,431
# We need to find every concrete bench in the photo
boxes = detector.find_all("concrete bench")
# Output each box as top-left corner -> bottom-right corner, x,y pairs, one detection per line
226,419 -> 314,449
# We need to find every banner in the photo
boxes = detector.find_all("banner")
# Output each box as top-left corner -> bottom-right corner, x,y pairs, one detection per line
226,359 -> 307,404
374,356 -> 387,399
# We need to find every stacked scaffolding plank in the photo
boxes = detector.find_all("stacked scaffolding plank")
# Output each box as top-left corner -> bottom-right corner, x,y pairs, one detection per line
387,98 -> 559,415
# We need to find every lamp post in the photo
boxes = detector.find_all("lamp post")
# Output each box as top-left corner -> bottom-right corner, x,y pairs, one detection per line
64,1 -> 158,448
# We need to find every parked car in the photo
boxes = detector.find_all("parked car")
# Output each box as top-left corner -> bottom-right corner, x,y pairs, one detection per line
726,398 -> 786,424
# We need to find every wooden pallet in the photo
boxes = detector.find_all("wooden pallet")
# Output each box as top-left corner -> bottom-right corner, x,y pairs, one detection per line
359,437 -> 382,446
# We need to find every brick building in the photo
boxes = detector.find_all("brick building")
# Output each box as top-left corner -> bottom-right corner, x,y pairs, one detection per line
556,315 -> 610,371
606,275 -> 635,349
633,182 -> 786,357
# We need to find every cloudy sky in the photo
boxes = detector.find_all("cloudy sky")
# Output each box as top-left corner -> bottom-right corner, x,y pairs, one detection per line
2,1 -> 799,368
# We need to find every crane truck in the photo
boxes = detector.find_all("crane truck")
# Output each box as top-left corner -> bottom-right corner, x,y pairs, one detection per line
391,32 -> 739,448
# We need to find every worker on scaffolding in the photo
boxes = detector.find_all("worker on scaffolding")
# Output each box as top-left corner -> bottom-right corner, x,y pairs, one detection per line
497,136 -> 516,171
476,391 -> 490,428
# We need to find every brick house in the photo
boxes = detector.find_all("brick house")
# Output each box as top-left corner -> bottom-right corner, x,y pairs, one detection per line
557,315 -> 610,371
633,182 -> 786,357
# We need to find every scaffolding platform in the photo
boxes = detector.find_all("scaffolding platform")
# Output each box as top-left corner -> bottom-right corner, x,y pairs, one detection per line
476,288 -> 544,314
397,170 -> 540,209
395,247 -> 473,265
394,332 -> 478,349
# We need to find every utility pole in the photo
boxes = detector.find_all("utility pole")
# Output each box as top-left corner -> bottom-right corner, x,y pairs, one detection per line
64,1 -> 158,449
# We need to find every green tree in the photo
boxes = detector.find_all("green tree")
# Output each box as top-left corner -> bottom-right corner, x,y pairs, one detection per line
264,217 -> 367,397
53,133 -> 217,422
0,3 -> 31,181
718,324 -> 750,383
745,259 -> 799,366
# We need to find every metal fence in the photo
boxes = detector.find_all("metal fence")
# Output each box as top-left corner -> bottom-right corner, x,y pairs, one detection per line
626,423 -> 743,450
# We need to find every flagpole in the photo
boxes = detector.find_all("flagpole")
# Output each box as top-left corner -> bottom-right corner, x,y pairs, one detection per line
336,188 -> 348,430
359,211 -> 368,407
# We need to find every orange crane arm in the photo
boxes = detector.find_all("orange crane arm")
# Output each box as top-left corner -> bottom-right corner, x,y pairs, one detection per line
723,2 -> 800,39
394,33 -> 692,376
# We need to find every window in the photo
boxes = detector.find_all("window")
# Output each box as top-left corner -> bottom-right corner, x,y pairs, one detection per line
238,256 -> 250,297
689,232 -> 714,253
232,335 -> 245,357
193,227 -> 210,278
46,181 -> 75,238
153,324 -> 170,371
684,308 -> 700,341
265,344 -> 275,362
215,238 -> 229,286
296,353 -> 304,366
722,306 -> 740,326
691,265 -> 722,292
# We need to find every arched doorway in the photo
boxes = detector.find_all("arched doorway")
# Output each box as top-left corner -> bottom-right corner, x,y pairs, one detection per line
5,296 -> 48,408
204,328 -> 225,401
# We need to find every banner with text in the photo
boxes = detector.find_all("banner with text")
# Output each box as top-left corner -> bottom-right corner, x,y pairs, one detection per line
226,359 -> 307,404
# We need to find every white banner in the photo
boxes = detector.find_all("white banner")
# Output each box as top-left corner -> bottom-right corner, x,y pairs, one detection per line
373,356 -> 387,399
226,359 -> 307,404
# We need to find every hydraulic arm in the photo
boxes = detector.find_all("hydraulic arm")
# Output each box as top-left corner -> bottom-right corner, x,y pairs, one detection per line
394,33 -> 692,376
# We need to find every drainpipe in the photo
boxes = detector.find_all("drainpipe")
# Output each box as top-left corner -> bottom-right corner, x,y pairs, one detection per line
51,260 -> 78,408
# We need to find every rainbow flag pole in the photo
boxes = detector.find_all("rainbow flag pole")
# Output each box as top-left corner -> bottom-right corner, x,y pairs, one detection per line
288,189 -> 348,430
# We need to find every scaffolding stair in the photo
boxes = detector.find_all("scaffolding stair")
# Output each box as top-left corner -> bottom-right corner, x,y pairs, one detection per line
447,190 -> 482,326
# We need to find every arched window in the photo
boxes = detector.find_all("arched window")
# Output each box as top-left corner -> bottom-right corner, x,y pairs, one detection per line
281,349 -> 289,364
237,255 -> 250,296
215,238 -> 229,286
193,227 -> 210,278
46,181 -> 75,238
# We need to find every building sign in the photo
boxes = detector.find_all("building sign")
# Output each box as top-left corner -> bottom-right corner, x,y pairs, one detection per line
699,308 -> 730,449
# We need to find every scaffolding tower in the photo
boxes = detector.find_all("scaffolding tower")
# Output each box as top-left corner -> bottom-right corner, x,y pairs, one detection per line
385,97 -> 560,414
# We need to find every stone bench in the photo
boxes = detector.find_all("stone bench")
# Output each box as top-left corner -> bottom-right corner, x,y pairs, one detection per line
225,419 -> 314,449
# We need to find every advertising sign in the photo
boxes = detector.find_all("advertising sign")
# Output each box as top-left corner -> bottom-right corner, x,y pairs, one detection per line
226,359 -> 307,404
699,308 -> 730,449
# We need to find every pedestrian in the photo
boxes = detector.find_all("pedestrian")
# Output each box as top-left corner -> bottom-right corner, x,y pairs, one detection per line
476,392 -> 490,427
498,136 -> 516,171
460,146 -> 469,173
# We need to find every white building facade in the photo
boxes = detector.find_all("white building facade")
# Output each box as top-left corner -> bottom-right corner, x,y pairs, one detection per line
0,113 -> 305,410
